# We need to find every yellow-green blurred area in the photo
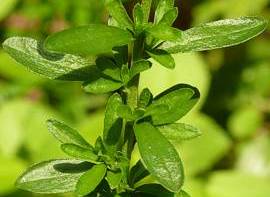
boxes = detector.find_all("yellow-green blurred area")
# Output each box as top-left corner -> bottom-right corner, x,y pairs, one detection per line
0,0 -> 270,196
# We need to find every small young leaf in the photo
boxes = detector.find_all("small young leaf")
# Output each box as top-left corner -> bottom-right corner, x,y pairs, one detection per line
61,143 -> 99,163
138,88 -> 153,108
83,77 -> 123,94
134,122 -> 184,192
160,17 -> 268,53
154,0 -> 175,24
150,84 -> 200,125
147,49 -> 175,69
121,64 -> 130,84
130,60 -> 152,79
117,104 -> 134,121
105,0 -> 133,30
2,37 -> 97,81
106,170 -> 122,189
47,119 -> 92,149
158,7 -> 178,26
133,3 -> 144,30
76,164 -> 107,196
157,123 -> 201,142
103,93 -> 123,155
16,160 -> 92,194
141,0 -> 152,23
96,57 -> 121,81
129,160 -> 149,186
146,25 -> 182,41
44,24 -> 133,55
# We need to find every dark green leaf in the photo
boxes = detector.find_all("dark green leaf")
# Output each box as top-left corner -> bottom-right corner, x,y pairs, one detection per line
47,119 -> 92,149
83,76 -> 123,94
106,170 -> 122,189
16,160 -> 92,194
61,143 -> 99,163
157,123 -> 201,142
44,24 -> 133,55
105,0 -> 133,30
147,49 -> 175,69
130,60 -> 152,79
150,84 -> 200,125
141,0 -> 152,23
103,93 -> 123,155
146,25 -> 182,41
159,7 -> 178,26
129,160 -> 149,186
135,184 -> 174,197
3,37 -> 97,81
76,164 -> 107,196
154,0 -> 175,24
139,88 -> 153,108
134,122 -> 184,192
160,17 -> 268,53
96,57 -> 121,81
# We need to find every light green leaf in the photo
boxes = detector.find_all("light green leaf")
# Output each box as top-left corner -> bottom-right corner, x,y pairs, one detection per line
105,0 -> 133,30
154,0 -> 175,24
16,160 -> 92,194
121,64 -> 130,84
106,170 -> 122,189
44,24 -> 133,55
146,49 -> 175,69
159,7 -> 178,26
141,0 -> 152,23
157,123 -> 201,142
150,84 -> 200,125
134,122 -> 184,192
103,93 -> 123,155
133,4 -> 144,30
83,77 -> 123,94
76,164 -> 107,196
130,60 -> 152,79
47,119 -> 92,149
160,17 -> 268,53
138,88 -> 153,108
3,37 -> 97,81
117,104 -> 134,121
61,143 -> 99,163
146,25 -> 182,41
96,57 -> 121,81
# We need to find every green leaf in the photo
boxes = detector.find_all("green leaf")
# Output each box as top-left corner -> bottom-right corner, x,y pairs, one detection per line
147,49 -> 175,69
120,64 -> 130,84
134,122 -> 184,192
96,57 -> 121,81
105,0 -> 133,30
138,88 -> 153,108
61,143 -> 99,163
133,4 -> 144,30
129,160 -> 149,186
158,7 -> 178,26
144,104 -> 170,117
44,24 -> 133,55
141,0 -> 152,23
178,190 -> 191,197
149,84 -> 200,125
3,37 -> 97,81
16,160 -> 92,194
47,119 -> 92,149
130,60 -> 152,79
117,104 -> 134,121
160,17 -> 268,53
154,0 -> 175,24
76,164 -> 107,196
106,170 -> 122,189
83,77 -> 123,94
146,25 -> 182,41
103,93 -> 123,155
157,123 -> 201,142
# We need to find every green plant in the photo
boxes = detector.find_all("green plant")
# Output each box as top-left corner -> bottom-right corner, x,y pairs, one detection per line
2,0 -> 267,196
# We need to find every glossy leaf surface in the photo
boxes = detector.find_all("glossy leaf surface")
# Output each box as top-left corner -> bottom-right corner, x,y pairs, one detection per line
146,25 -> 182,41
155,0 -> 175,24
160,17 -> 268,53
147,49 -> 175,69
3,37 -> 96,81
76,164 -> 107,196
130,60 -> 152,79
134,122 -> 184,192
44,24 -> 133,55
16,160 -> 92,194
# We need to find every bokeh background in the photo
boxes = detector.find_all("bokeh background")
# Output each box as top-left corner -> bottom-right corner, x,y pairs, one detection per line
0,0 -> 270,197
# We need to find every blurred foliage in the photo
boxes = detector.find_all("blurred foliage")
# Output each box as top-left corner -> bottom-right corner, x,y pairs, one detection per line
0,0 -> 269,197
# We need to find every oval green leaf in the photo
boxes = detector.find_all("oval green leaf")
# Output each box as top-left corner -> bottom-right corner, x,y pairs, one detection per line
3,37 -> 97,81
160,17 -> 268,53
149,84 -> 200,125
134,122 -> 184,192
76,164 -> 107,196
147,49 -> 175,69
16,160 -> 92,194
44,24 -> 133,55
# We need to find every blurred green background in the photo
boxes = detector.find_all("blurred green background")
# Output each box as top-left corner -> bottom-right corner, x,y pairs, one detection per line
0,0 -> 270,197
